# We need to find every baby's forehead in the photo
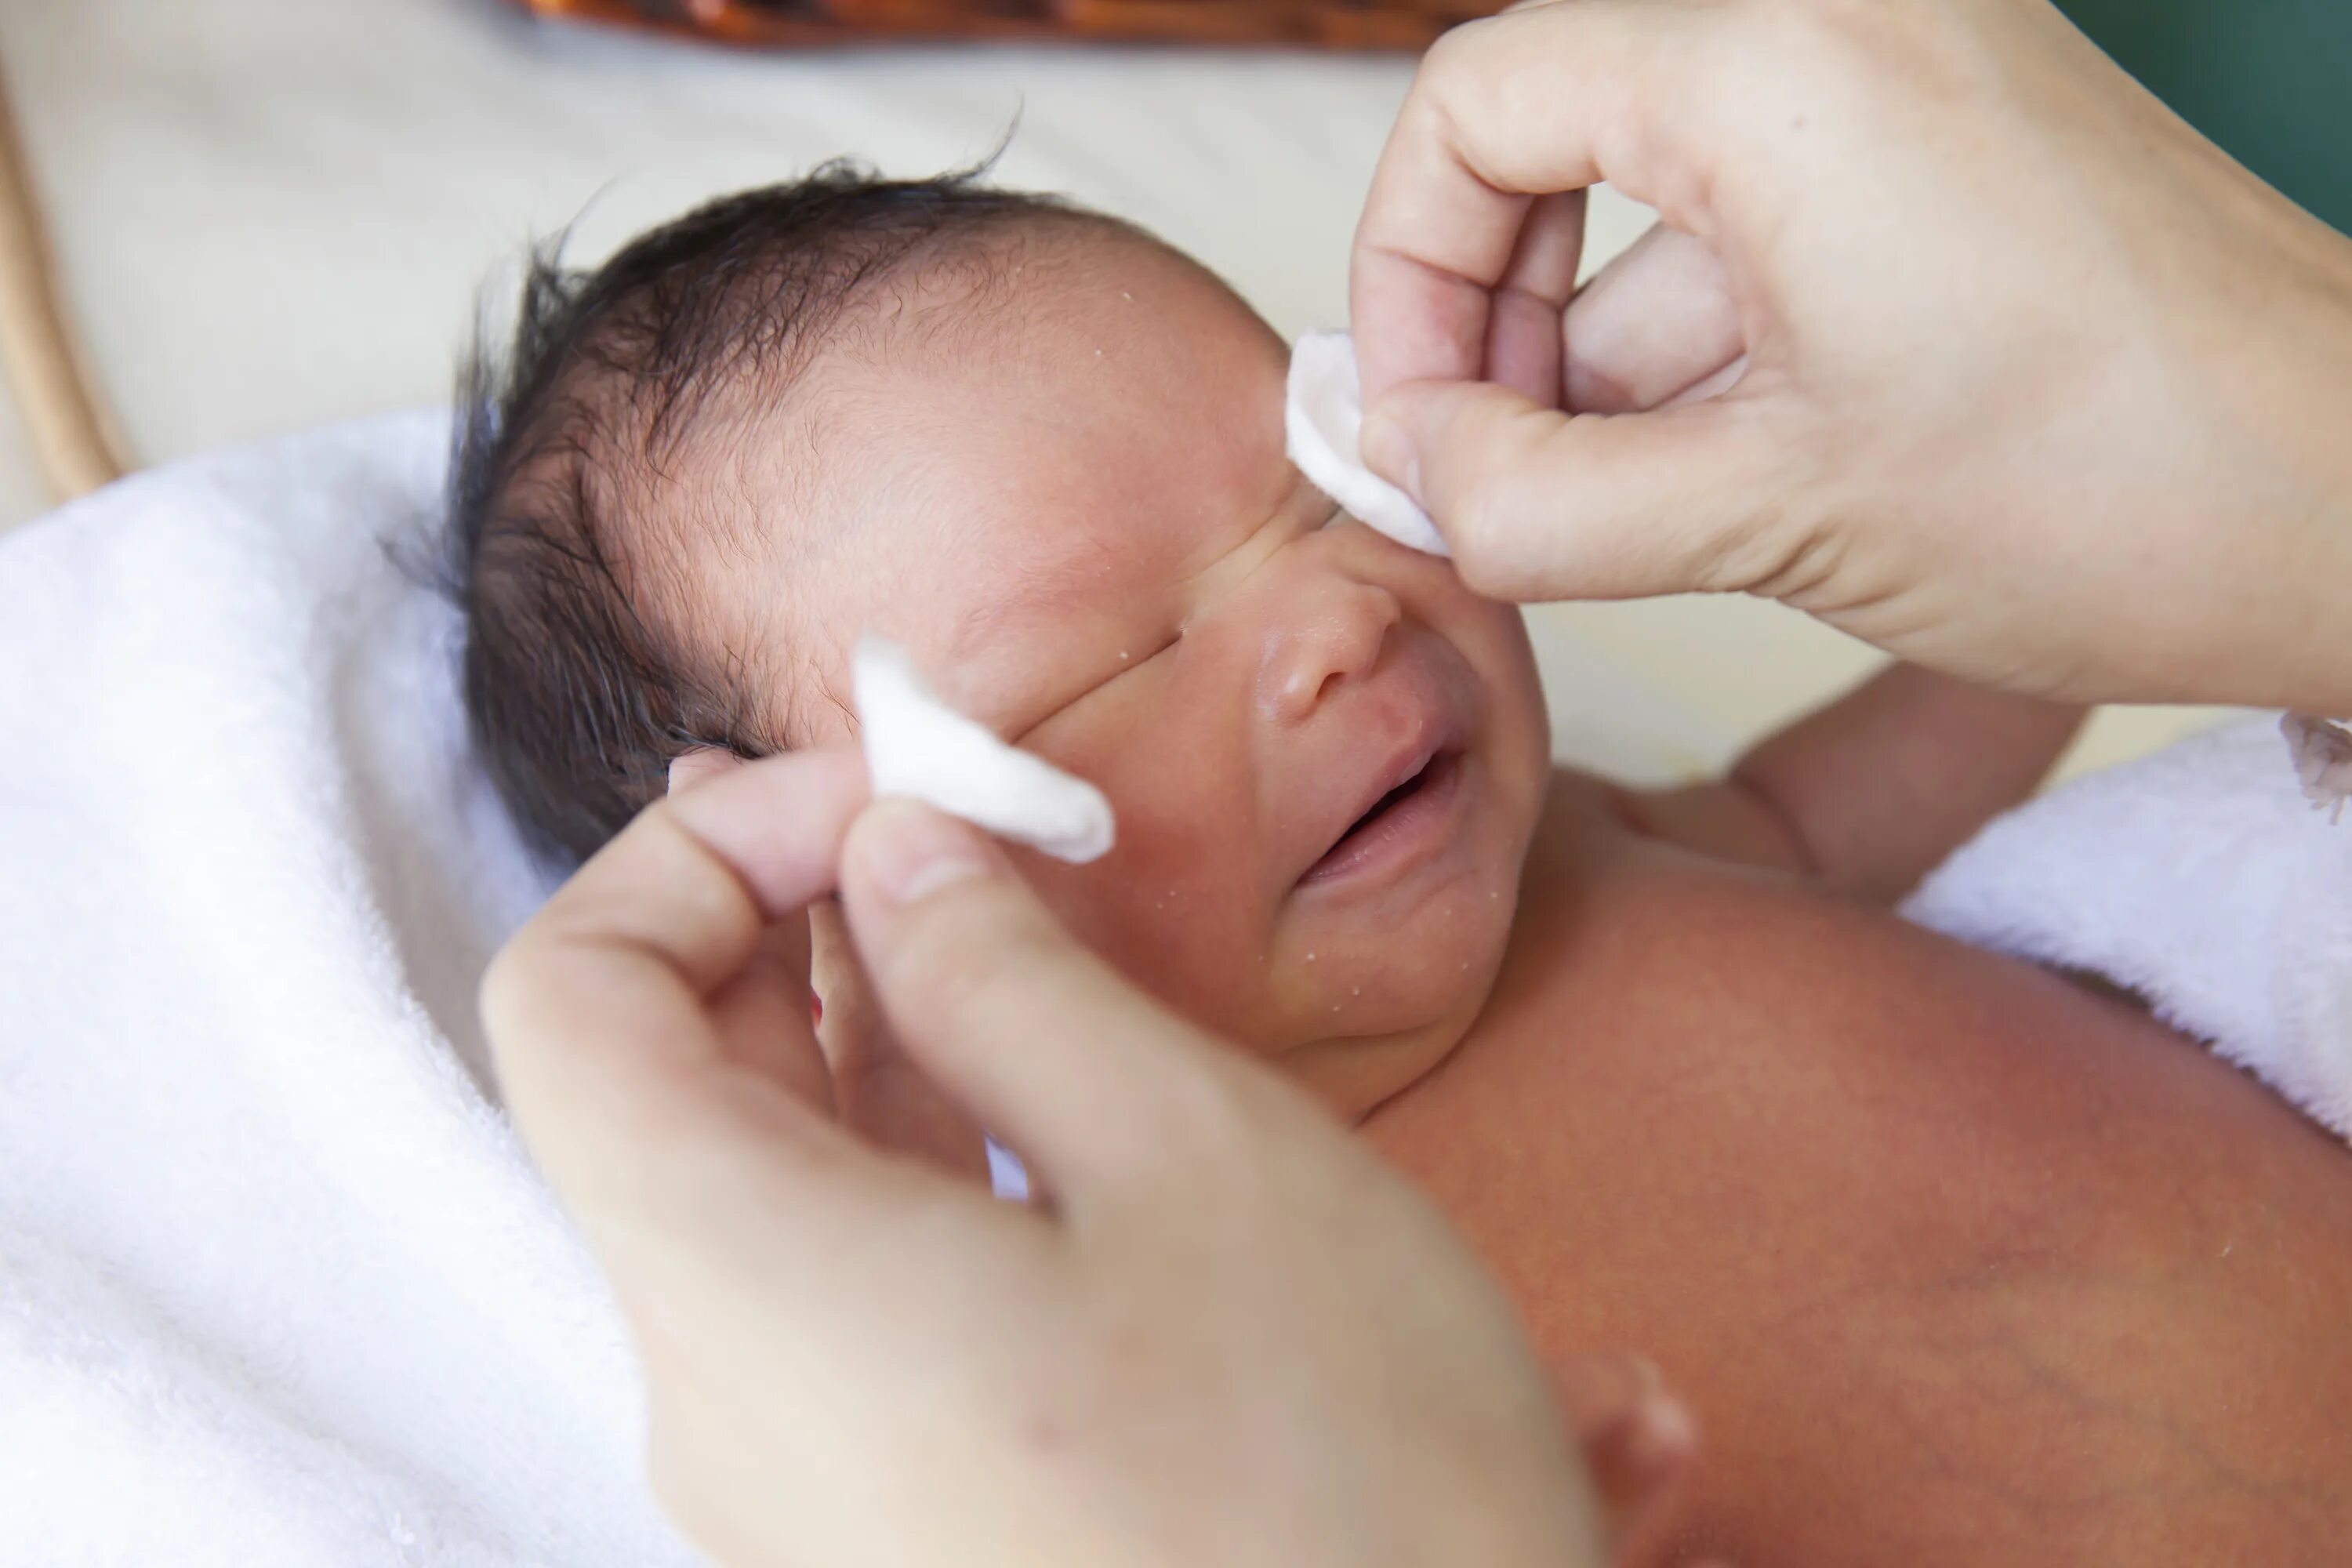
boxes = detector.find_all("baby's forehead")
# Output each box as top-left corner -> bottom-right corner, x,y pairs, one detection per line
759,241 -> 1295,732
794,419 -> 1279,736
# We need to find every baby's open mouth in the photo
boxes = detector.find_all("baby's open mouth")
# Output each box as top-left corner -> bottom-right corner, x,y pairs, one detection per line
1299,749 -> 1464,887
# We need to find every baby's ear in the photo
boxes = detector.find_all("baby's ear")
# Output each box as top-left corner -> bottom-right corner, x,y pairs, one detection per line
666,746 -> 743,796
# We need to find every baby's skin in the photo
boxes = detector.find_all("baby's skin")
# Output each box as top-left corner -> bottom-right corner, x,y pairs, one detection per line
1373,781 -> 2352,1565
693,225 -> 2352,1564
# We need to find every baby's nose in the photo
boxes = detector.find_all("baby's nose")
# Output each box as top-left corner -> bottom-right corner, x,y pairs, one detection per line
1257,578 -> 1403,724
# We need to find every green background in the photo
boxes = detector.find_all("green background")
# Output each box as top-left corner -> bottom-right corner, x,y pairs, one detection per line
2060,0 -> 2351,234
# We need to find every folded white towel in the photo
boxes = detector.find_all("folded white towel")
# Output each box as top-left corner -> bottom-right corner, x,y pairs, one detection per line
854,633 -> 1114,864
0,412 -> 696,1566
1286,330 -> 1450,557
1905,715 -> 2352,1140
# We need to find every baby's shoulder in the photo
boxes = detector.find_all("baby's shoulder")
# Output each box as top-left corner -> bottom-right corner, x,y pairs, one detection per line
1539,764 -> 1644,829
1544,764 -> 1819,881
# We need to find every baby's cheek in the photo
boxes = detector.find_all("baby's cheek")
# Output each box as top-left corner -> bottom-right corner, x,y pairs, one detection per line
1436,597 -> 1552,818
1011,802 -> 1286,1056
1018,672 -> 1290,1049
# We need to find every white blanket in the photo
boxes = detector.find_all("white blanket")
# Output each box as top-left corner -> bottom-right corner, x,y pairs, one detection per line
0,412 -> 690,1566
1907,714 -> 2352,1140
0,412 -> 1708,1563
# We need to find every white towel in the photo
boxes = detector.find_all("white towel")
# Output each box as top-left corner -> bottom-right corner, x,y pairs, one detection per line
0,412 -> 696,1566
1905,715 -> 2352,1140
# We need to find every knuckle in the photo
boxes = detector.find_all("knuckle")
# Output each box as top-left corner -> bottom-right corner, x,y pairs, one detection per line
1449,532 -> 1523,602
1410,9 -> 1522,129
1417,14 -> 1486,77
894,921 -> 1007,1011
1718,493 -> 1839,602
1445,495 -> 1524,599
894,894 -> 1069,1029
1439,447 -> 1542,600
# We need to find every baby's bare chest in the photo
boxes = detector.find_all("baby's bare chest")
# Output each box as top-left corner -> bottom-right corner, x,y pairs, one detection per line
1364,856 -> 2352,1566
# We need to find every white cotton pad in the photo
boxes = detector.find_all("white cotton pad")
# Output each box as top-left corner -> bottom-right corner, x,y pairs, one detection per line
1285,329 -> 1450,557
852,634 -> 1116,865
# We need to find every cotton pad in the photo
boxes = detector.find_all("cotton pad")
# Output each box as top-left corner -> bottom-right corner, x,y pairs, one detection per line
852,634 -> 1115,864
1286,329 -> 1450,557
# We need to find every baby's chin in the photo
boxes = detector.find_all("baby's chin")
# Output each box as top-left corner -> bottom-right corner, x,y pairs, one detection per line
1273,785 -> 1539,1114
1265,912 -> 1517,1122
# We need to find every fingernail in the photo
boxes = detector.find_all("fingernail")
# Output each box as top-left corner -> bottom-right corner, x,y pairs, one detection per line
1359,407 -> 1422,500
857,800 -> 990,906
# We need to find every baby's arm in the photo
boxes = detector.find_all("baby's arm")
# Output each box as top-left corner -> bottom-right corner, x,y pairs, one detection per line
1618,665 -> 2085,901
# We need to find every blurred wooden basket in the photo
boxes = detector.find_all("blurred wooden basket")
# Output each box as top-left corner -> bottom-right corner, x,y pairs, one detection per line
510,0 -> 1498,51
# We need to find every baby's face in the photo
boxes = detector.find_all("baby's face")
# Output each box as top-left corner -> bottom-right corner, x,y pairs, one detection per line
742,234 -> 1550,1113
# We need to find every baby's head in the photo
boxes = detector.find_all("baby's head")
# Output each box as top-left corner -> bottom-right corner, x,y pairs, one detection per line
457,167 -> 1551,1112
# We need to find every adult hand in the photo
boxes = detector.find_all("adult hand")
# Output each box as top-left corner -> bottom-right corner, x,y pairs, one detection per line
1352,0 -> 2352,714
482,749 -> 1697,1568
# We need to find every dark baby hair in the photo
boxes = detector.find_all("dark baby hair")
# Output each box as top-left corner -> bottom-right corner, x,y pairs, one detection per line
449,162 -> 1109,865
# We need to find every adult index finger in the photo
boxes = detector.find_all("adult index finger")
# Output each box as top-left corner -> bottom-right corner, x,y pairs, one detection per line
1350,0 -> 1708,412
483,745 -> 873,1234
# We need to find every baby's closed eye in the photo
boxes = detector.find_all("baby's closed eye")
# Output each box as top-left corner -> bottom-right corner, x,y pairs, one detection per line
1010,632 -> 1182,745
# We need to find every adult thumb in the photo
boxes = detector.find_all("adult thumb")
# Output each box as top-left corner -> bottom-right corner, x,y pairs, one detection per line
1360,377 -> 1799,604
839,799 -> 1256,1203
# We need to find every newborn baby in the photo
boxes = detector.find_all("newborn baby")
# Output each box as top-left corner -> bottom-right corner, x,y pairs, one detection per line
456,169 -> 2352,1566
